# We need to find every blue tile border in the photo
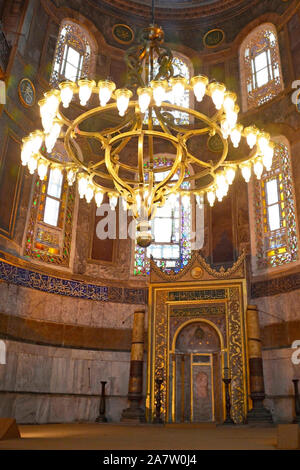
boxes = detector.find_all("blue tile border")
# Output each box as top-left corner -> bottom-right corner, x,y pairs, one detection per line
0,260 -> 147,305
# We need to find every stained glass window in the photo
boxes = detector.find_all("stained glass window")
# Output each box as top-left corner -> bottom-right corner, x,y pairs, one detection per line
24,150 -> 75,266
50,20 -> 93,87
134,156 -> 192,276
145,55 -> 192,125
254,141 -> 298,269
240,24 -> 283,111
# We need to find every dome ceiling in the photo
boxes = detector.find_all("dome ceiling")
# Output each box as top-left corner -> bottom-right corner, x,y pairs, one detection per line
98,0 -> 256,20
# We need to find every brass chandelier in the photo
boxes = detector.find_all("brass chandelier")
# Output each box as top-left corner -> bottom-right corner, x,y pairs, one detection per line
20,17 -> 275,246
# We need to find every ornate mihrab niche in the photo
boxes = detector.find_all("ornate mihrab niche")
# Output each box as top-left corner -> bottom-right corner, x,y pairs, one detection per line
146,251 -> 249,424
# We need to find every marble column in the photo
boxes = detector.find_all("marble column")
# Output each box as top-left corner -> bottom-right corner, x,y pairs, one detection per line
246,304 -> 273,423
121,309 -> 145,422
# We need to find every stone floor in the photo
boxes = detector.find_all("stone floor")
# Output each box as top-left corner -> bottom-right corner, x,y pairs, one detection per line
0,423 -> 278,450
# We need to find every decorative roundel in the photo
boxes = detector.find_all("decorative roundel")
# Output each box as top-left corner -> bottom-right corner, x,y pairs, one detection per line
18,78 -> 36,107
191,266 -> 204,279
207,133 -> 224,153
112,24 -> 134,45
203,29 -> 225,48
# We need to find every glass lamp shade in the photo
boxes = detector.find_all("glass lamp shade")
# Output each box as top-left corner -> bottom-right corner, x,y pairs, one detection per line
77,174 -> 89,199
67,168 -> 77,186
28,155 -> 38,174
230,124 -> 243,148
43,90 -> 60,116
223,92 -> 237,113
240,163 -> 252,183
253,158 -> 264,180
78,79 -> 96,106
262,142 -> 274,171
208,82 -> 226,110
244,126 -> 258,149
37,160 -> 49,180
170,76 -> 187,99
137,87 -> 152,113
150,80 -> 167,106
115,89 -> 132,117
98,80 -> 116,107
85,184 -> 94,203
95,190 -> 104,208
190,75 -> 209,102
257,132 -> 270,154
59,81 -> 77,108
207,189 -> 216,207
225,166 -> 236,185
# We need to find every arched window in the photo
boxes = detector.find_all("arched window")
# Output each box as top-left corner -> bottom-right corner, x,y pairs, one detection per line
134,156 -> 194,276
250,138 -> 298,271
50,20 -> 96,86
146,53 -> 193,125
24,146 -> 75,266
239,23 -> 283,111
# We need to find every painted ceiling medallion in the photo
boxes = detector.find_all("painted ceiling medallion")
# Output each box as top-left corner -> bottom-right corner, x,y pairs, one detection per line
203,29 -> 225,48
112,24 -> 134,44
18,78 -> 35,107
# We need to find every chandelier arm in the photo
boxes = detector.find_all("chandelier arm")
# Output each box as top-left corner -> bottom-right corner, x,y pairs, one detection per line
185,151 -> 213,170
224,148 -> 258,166
104,144 -> 135,199
138,131 -> 145,185
153,144 -> 183,197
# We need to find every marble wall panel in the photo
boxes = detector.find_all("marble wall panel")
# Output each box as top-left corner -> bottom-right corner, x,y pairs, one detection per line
0,340 -> 133,423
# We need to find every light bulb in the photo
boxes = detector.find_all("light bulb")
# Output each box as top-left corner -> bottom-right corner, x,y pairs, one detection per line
208,82 -> 226,110
45,133 -> 54,154
150,80 -> 167,106
85,184 -> 94,203
109,193 -> 118,210
230,125 -> 243,148
181,194 -> 190,209
262,142 -> 274,171
115,89 -> 132,117
95,190 -> 104,208
59,81 -> 76,108
170,77 -> 187,99
207,190 -> 216,207
78,79 -> 95,106
240,164 -> 251,183
137,87 -> 152,113
28,155 -> 38,174
191,75 -> 209,102
67,168 -> 77,186
244,126 -> 258,149
37,160 -> 49,180
223,92 -> 236,113
98,80 -> 116,107
253,159 -> 263,180
77,174 -> 89,199
225,166 -> 236,185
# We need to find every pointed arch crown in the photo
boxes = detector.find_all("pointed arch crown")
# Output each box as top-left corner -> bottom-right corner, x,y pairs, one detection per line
239,22 -> 284,111
50,19 -> 97,87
